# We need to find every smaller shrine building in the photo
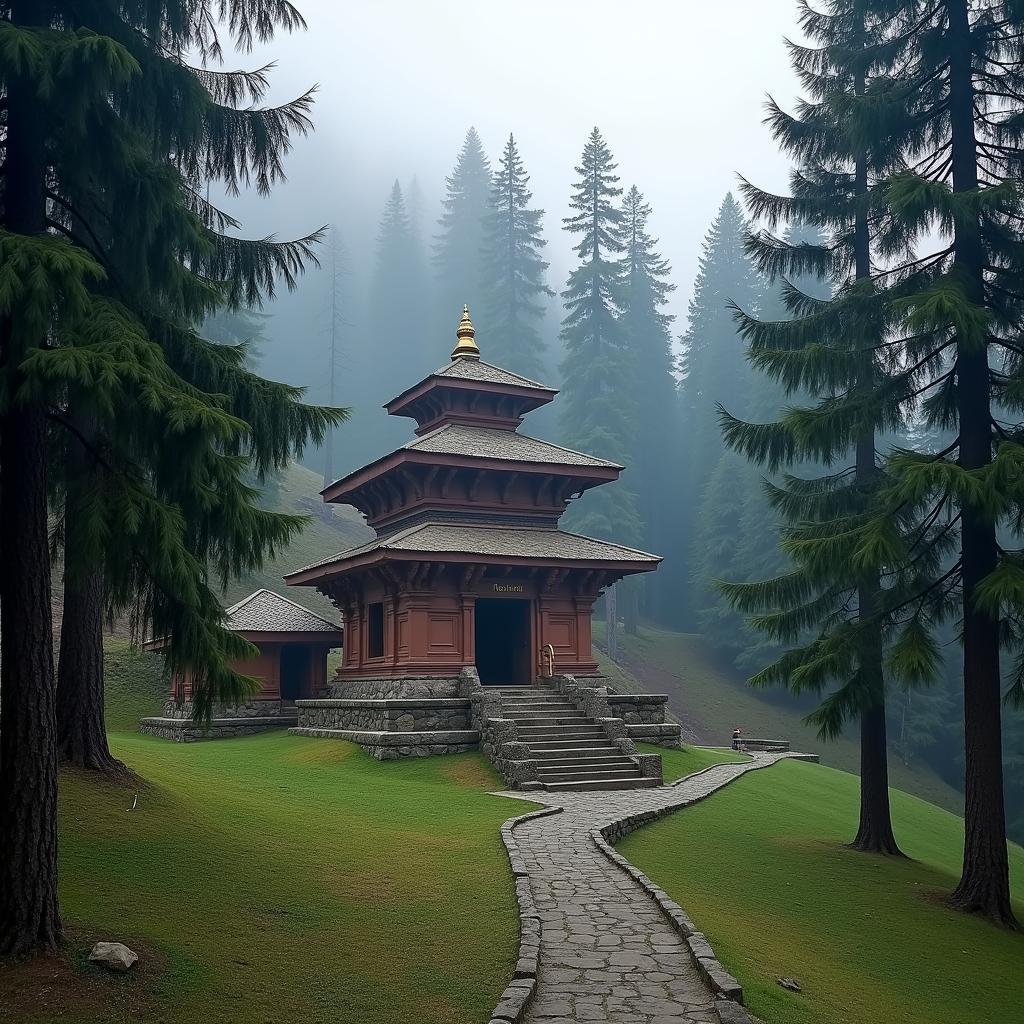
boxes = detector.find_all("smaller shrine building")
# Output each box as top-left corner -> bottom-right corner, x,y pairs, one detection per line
140,589 -> 343,740
286,308 -> 660,692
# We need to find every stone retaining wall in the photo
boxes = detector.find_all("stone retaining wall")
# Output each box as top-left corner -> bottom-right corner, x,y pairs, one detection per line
326,674 -> 473,699
296,698 -> 471,733
153,698 -> 289,721
139,715 -> 294,742
288,726 -> 478,759
607,692 -> 669,725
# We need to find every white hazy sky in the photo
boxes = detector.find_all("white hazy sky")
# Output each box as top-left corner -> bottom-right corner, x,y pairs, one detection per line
234,0 -> 808,326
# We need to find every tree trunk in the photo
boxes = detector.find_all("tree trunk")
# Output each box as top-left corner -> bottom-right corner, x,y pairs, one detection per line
848,38 -> 902,857
945,0 -> 1015,926
850,700 -> 903,855
0,0 -> 63,957
57,568 -> 127,776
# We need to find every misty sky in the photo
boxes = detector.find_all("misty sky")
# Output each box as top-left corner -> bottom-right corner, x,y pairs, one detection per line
232,0 -> 805,338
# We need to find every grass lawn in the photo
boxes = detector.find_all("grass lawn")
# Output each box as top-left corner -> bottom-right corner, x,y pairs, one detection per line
0,730 -> 524,1024
595,622 -> 965,815
619,758 -> 1024,1024
638,742 -> 749,783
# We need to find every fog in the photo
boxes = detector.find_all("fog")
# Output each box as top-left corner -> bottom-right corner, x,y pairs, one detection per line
227,0 -> 801,335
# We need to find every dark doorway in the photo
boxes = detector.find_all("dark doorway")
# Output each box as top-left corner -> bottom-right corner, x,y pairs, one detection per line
280,645 -> 311,701
475,599 -> 532,685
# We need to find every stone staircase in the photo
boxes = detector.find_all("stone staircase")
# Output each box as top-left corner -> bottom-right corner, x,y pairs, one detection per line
496,685 -> 659,791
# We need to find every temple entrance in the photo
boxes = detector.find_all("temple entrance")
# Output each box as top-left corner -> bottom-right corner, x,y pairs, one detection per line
475,598 -> 532,685
280,645 -> 311,701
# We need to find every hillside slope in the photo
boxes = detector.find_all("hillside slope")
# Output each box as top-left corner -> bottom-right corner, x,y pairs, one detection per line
595,622 -> 964,814
620,758 -> 1024,1024
226,462 -> 372,616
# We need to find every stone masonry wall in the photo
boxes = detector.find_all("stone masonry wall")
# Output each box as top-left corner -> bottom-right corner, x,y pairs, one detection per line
296,698 -> 471,732
327,676 -> 462,699
157,698 -> 289,721
606,693 -> 668,725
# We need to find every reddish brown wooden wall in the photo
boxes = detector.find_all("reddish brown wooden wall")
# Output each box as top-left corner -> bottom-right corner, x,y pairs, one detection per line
336,571 -> 598,682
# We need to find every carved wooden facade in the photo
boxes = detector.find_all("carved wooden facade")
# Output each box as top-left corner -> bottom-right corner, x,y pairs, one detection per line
286,309 -> 660,685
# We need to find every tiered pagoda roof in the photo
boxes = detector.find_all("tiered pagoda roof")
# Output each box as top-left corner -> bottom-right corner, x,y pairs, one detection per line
286,307 -> 659,588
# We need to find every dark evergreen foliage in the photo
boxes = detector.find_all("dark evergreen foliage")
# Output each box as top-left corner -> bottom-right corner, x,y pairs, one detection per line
479,134 -> 553,382
619,185 -> 678,617
433,127 -> 492,343
558,128 -> 639,542
681,195 -> 767,628
0,0 -> 345,954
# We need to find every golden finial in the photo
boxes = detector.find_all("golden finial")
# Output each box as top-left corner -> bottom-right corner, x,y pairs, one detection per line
451,304 -> 480,360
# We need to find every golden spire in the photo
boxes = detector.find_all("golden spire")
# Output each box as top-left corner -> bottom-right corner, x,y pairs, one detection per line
451,304 -> 481,360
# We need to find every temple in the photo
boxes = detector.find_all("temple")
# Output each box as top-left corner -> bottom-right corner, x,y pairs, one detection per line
139,589 -> 343,741
285,306 -> 661,689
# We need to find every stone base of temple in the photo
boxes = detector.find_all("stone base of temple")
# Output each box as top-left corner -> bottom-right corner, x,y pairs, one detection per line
325,675 -> 470,699
290,693 -> 479,758
288,726 -> 479,759
139,699 -> 297,742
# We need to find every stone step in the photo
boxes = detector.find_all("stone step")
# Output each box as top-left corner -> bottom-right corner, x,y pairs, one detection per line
530,755 -> 636,769
502,714 -> 589,727
528,740 -> 620,752
515,729 -> 608,742
536,765 -> 642,782
542,776 -> 661,792
491,687 -> 555,695
528,745 -> 622,761
500,698 -> 577,708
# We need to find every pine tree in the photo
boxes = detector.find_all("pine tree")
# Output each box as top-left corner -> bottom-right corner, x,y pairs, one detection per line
619,185 -> 677,622
364,180 -> 430,456
433,127 -> 491,340
479,134 -> 552,381
203,306 -> 271,369
322,228 -> 350,486
720,0 -> 914,856
857,0 -> 1024,925
558,128 -> 639,543
680,195 -> 766,627
0,0 -> 343,954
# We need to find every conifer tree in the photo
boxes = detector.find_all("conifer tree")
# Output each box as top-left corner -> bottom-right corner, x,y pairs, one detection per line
364,181 -> 430,455
0,0 -> 342,954
719,0 -> 912,856
480,134 -> 553,381
619,185 -> 677,619
559,128 -> 639,542
857,0 -> 1024,925
680,196 -> 766,625
322,228 -> 349,486
434,127 -> 491,337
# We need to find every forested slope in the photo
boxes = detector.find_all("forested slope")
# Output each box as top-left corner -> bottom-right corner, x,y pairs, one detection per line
595,623 -> 965,816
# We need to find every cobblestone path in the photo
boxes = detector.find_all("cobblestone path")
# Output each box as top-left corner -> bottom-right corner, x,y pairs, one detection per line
504,753 -> 792,1024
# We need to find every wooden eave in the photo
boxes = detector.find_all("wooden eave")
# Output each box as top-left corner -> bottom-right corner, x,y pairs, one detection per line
321,449 -> 620,506
385,375 -> 557,420
285,547 -> 660,588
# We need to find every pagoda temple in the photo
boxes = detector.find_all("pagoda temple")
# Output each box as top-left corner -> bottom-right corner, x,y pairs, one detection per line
286,307 -> 661,690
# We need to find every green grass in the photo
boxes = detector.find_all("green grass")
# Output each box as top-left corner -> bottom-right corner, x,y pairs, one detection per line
619,758 -> 1024,1024
638,742 -> 749,783
5,731 -> 523,1024
595,622 -> 965,814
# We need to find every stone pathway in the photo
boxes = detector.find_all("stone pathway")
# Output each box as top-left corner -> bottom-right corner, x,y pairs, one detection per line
500,753 -> 794,1024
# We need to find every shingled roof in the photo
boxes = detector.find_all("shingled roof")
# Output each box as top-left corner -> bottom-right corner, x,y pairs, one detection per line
431,358 -> 554,392
404,423 -> 621,469
225,589 -> 341,634
289,523 -> 660,578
